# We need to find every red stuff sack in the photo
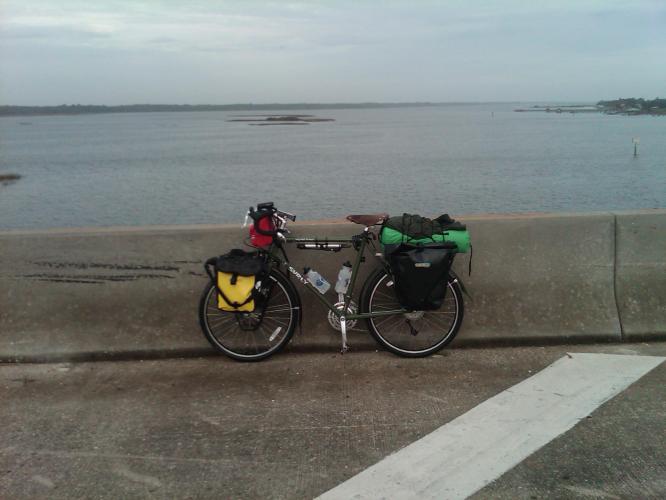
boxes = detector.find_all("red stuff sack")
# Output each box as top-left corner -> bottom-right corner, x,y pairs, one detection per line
249,213 -> 275,248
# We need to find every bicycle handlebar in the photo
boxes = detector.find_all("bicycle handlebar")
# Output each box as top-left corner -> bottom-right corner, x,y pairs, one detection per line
276,209 -> 296,222
248,203 -> 296,236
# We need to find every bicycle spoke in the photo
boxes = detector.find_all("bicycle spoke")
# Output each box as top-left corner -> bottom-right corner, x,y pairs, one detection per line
376,315 -> 406,334
218,324 -> 241,342
421,315 -> 452,334
208,315 -> 236,328
261,316 -> 290,329
425,317 -> 454,331
375,290 -> 398,301
263,305 -> 293,313
373,313 -> 401,329
207,312 -> 235,323
263,301 -> 287,307
382,317 -> 407,336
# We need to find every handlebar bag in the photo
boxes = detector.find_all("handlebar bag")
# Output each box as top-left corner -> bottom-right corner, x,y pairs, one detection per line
380,213 -> 470,253
210,250 -> 266,312
388,243 -> 455,311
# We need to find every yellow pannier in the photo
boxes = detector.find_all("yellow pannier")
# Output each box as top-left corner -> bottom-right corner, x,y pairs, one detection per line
217,272 -> 255,312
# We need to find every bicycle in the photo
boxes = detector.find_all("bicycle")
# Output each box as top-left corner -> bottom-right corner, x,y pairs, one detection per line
199,203 -> 467,361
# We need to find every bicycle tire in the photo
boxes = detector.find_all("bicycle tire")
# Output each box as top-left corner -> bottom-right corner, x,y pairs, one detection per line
361,268 -> 464,357
199,269 -> 299,361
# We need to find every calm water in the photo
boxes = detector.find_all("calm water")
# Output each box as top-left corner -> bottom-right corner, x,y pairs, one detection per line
1,104 -> 665,229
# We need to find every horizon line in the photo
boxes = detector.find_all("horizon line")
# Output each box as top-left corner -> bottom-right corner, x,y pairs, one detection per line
2,100 -> 600,107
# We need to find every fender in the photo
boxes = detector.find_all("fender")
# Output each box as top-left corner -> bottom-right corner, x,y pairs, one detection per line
449,269 -> 472,301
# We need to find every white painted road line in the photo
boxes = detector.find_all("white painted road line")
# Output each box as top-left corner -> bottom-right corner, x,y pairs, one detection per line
316,353 -> 665,500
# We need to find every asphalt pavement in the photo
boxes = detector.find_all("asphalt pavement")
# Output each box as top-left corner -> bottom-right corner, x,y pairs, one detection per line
1,341 -> 664,499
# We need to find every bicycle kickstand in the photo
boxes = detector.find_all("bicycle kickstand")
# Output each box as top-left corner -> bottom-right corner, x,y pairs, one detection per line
340,316 -> 349,354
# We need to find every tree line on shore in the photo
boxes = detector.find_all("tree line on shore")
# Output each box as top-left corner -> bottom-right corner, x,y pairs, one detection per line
598,98 -> 666,115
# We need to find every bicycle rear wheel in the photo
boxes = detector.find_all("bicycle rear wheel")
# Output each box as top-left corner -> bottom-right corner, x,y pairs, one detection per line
361,268 -> 463,357
199,269 -> 299,361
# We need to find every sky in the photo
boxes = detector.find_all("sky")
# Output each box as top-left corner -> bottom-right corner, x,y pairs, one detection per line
1,0 -> 665,105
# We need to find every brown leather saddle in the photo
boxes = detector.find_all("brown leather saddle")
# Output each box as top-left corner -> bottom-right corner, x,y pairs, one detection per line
346,213 -> 389,226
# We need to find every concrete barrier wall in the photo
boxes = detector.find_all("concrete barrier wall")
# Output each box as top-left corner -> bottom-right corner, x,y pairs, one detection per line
615,212 -> 666,340
458,213 -> 620,342
1,210 -> 664,360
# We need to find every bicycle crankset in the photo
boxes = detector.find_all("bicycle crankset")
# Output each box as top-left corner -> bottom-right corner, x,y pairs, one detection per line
327,301 -> 358,332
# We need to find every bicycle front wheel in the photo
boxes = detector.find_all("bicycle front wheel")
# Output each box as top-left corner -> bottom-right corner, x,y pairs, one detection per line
199,269 -> 299,361
362,268 -> 464,357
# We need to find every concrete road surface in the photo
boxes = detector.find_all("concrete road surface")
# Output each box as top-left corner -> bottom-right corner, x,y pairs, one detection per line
1,342 -> 665,499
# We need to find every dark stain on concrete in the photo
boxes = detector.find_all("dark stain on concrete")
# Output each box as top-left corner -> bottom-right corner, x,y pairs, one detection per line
20,273 -> 176,283
31,261 -> 180,272
19,261 -> 184,284
31,278 -> 105,285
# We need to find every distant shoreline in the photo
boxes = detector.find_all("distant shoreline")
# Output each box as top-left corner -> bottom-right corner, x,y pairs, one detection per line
1,102 -> 477,118
6,100 -> 663,118
515,98 -> 666,116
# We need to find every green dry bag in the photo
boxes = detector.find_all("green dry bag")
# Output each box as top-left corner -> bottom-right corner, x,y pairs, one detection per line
380,213 -> 471,253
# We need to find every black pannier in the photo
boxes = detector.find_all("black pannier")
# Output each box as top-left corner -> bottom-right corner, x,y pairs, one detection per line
214,249 -> 265,276
204,249 -> 267,312
388,243 -> 456,311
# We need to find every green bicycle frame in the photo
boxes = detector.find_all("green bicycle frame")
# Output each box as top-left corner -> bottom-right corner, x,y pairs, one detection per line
266,233 -> 407,321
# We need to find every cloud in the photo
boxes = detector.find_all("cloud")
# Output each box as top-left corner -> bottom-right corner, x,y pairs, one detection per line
1,0 -> 665,104
1,25 -> 113,44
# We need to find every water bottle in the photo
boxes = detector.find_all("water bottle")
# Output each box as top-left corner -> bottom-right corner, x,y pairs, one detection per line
335,261 -> 353,295
304,268 -> 331,294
